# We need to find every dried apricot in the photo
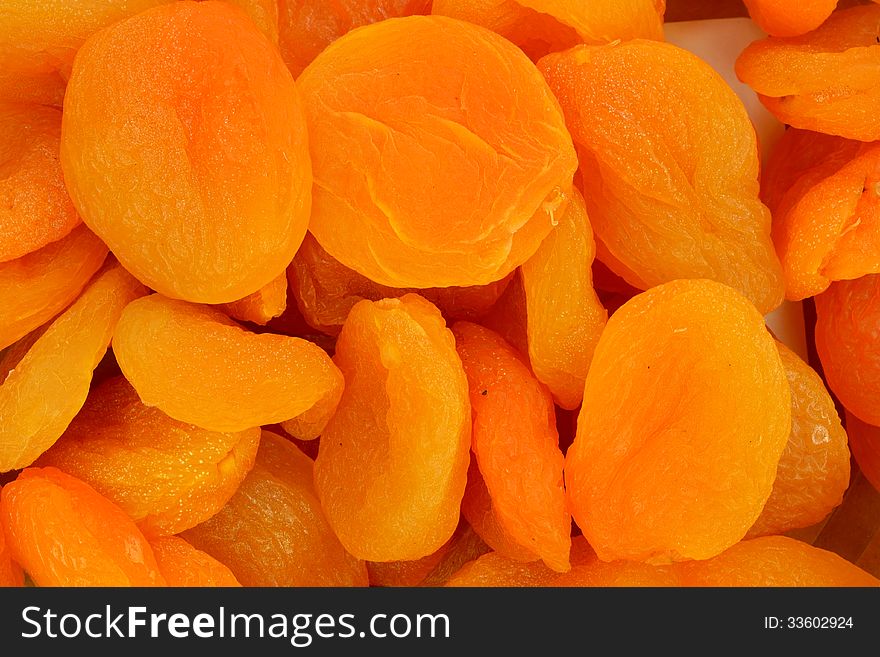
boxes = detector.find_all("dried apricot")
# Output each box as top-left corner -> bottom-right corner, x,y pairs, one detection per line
61,1 -> 311,303
298,15 -> 576,288
0,224 -> 107,351
0,103 -> 80,262
519,188 -> 606,409
453,321 -> 570,572
736,5 -> 880,141
0,487 -> 24,588
149,535 -> 241,587
445,552 -> 560,587
845,412 -> 880,494
0,0 -> 170,105
433,0 -> 664,60
460,458 -> 541,564
676,536 -> 880,586
553,561 -> 680,587
183,431 -> 368,586
0,263 -> 146,472
37,377 -> 261,536
112,294 -> 342,433
314,295 -> 470,561
747,342 -> 850,538
565,279 -> 791,563
539,40 -> 784,314
815,275 -> 880,426
278,0 -> 431,76
218,272 -> 288,326
367,539 -> 453,588
221,0 -> 279,42
444,536 -> 594,587
742,0 -> 838,37
418,522 -> 491,586
1,467 -> 165,586
288,234 -> 512,336
764,128 -> 880,300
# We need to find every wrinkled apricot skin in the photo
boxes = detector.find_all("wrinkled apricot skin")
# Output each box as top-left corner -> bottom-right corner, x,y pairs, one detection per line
221,0 -> 279,42
736,6 -> 880,142
183,431 -> 368,586
0,103 -> 80,262
460,459 -> 541,564
0,263 -> 146,472
279,0 -> 431,77
37,377 -> 261,536
113,294 -> 343,433
815,275 -> 880,426
149,535 -> 241,587
520,188 -> 606,409
551,537 -> 879,587
433,0 -> 664,61
677,536 -> 880,587
764,128 -> 880,300
566,279 -> 791,563
747,343 -> 850,538
61,1 -> 312,303
742,0 -> 837,37
218,272 -> 288,326
315,295 -> 471,562
0,487 -> 24,587
298,15 -> 577,288
845,412 -> 880,494
0,224 -> 108,351
0,0 -> 171,105
539,41 -> 784,315
289,234 -> 513,336
1,468 -> 166,586
418,522 -> 491,586
444,537 -> 594,587
453,321 -> 570,571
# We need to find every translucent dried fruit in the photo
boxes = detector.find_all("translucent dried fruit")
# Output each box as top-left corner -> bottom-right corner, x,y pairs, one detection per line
445,551 -> 560,587
736,5 -> 880,141
315,295 -> 471,561
742,0 -> 838,37
539,40 -> 784,314
676,536 -> 880,586
846,412 -> 880,494
112,294 -> 342,433
279,376 -> 343,441
288,234 -> 512,336
433,0 -> 664,60
478,271 -> 530,360
183,431 -> 368,586
0,103 -> 80,262
0,467 -> 165,586
148,535 -> 240,587
298,15 -> 577,288
418,522 -> 491,586
61,1 -> 311,303
453,321 -> 570,572
553,560 -> 680,587
565,279 -> 791,563
278,0 -> 431,77
0,224 -> 108,351
764,128 -> 880,300
0,487 -> 24,587
460,458 -> 541,564
0,0 -> 170,105
815,275 -> 880,426
747,342 -> 850,538
0,263 -> 146,472
37,377 -> 261,536
218,272 -> 288,326
367,539 -> 452,587
520,188 -> 606,409
444,537 -> 594,587
221,0 -> 279,42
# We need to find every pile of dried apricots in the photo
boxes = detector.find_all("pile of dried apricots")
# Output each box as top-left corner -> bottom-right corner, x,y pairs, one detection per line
2,0 -> 880,588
